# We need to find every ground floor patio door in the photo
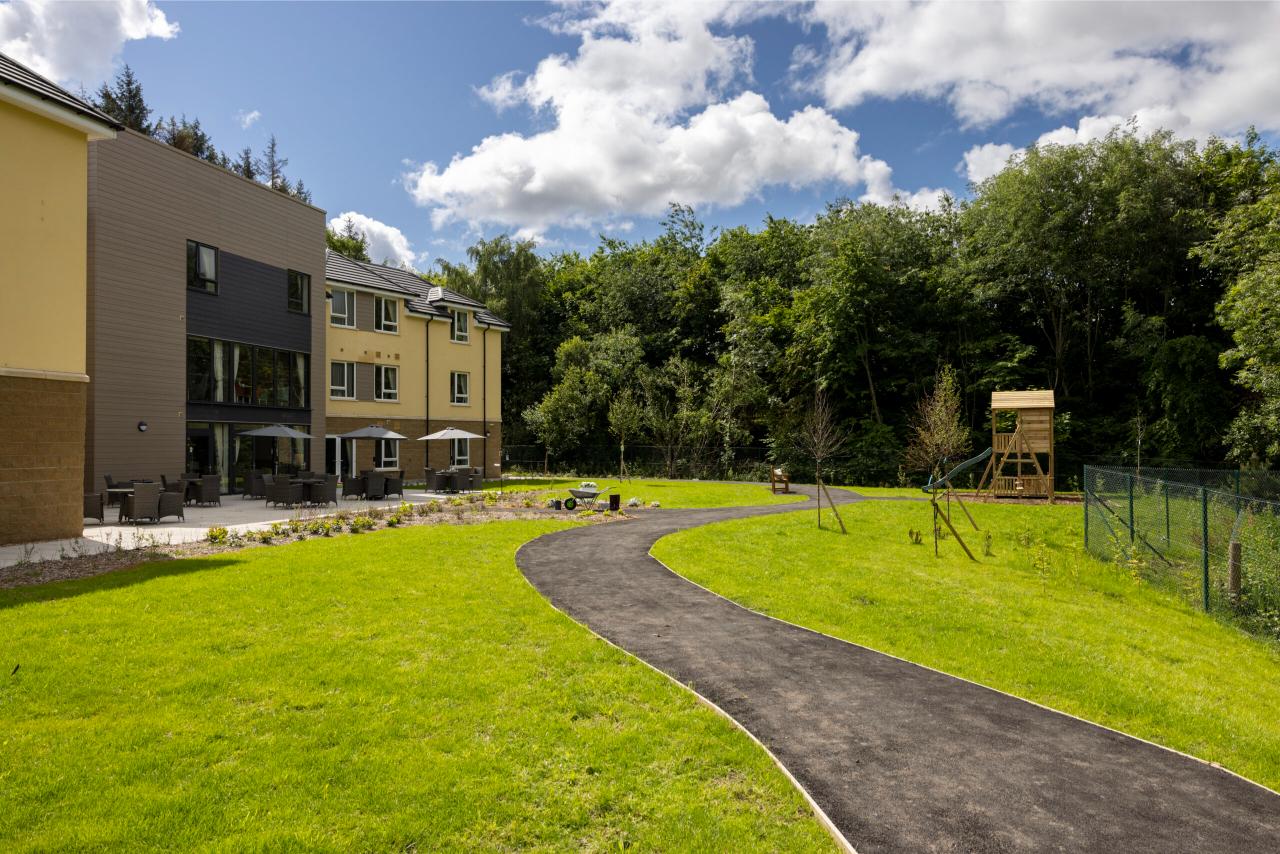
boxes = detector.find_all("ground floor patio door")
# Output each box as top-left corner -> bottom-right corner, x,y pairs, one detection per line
326,436 -> 355,479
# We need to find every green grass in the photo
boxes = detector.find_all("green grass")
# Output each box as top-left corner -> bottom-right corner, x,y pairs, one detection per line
491,477 -> 806,508
0,521 -> 833,852
836,485 -> 927,498
652,501 -> 1280,791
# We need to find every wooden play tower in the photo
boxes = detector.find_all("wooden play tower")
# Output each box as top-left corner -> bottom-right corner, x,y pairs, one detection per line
977,390 -> 1055,502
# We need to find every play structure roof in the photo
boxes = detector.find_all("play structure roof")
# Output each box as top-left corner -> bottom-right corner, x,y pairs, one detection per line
991,390 -> 1055,410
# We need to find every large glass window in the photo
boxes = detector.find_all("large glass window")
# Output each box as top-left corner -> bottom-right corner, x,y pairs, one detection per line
254,346 -> 275,406
187,337 -> 212,401
290,353 -> 308,408
330,288 -> 355,327
450,437 -> 470,468
450,371 -> 469,405
288,270 -> 310,314
375,297 -> 398,333
274,350 -> 292,408
376,365 -> 398,401
374,439 -> 400,470
330,361 -> 355,399
232,343 -> 253,404
187,240 -> 218,293
450,309 -> 469,342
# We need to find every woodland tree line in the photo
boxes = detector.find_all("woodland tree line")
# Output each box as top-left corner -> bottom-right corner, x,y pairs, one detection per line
417,127 -> 1280,486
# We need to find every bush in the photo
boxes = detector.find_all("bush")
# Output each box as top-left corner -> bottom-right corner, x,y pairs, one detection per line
207,526 -> 229,545
398,501 -> 414,516
349,514 -> 374,533
386,514 -> 402,527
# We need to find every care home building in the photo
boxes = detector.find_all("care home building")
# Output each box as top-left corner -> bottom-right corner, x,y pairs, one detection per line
85,129 -> 327,495
324,251 -> 507,479
0,53 -> 119,545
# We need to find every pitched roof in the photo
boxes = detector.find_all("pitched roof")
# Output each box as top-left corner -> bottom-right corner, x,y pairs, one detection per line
323,250 -> 510,329
991,390 -> 1055,410
0,51 -> 120,132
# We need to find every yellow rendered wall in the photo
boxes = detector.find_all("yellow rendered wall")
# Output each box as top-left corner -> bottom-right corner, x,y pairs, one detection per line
0,100 -> 89,376
427,314 -> 503,423
325,298 -> 426,419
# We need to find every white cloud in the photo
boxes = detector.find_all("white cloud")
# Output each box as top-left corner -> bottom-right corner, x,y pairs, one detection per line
405,1 -> 930,233
328,212 -> 418,270
235,109 -> 261,130
961,142 -> 1019,183
0,0 -> 177,86
803,1 -> 1280,139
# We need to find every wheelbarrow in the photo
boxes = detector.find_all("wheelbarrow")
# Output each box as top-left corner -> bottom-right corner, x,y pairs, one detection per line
564,485 -> 614,510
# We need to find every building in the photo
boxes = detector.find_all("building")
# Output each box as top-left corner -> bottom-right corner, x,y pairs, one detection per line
85,130 -> 326,494
323,251 -> 507,478
0,53 -> 119,544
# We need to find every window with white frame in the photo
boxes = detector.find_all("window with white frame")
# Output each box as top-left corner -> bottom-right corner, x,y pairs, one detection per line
330,288 -> 355,327
450,437 -> 470,467
375,364 -> 399,401
450,371 -> 469,405
374,438 -> 400,469
330,361 -> 356,399
375,296 -> 398,333
450,309 -> 469,342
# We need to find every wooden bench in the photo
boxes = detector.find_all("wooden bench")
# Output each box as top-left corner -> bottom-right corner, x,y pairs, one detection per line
770,467 -> 790,494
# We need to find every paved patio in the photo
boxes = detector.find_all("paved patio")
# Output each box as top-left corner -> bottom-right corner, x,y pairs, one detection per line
0,489 -> 447,568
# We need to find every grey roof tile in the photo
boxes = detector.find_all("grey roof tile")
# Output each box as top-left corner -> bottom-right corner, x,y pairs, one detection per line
0,51 -> 120,129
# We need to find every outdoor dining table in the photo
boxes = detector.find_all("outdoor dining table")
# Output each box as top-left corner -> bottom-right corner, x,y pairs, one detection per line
107,487 -> 135,522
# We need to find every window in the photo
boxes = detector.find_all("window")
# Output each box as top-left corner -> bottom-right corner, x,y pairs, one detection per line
330,288 -> 355,327
450,437 -> 470,468
289,352 -> 308,408
374,438 -> 400,470
187,337 -> 212,402
232,343 -> 253,404
187,240 -> 218,293
254,346 -> 275,406
375,364 -> 399,401
330,361 -> 355,399
450,309 -> 469,342
375,297 -> 398,333
450,371 -> 469,405
288,270 -> 310,314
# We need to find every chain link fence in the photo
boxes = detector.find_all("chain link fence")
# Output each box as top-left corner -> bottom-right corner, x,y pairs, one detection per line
1084,465 -> 1280,637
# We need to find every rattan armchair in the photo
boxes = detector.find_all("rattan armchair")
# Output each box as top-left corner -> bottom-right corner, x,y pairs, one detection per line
121,482 -> 162,524
158,490 -> 185,522
341,476 -> 365,500
84,492 -> 106,524
311,475 -> 338,507
194,475 -> 221,506
366,472 -> 387,500
268,478 -> 303,508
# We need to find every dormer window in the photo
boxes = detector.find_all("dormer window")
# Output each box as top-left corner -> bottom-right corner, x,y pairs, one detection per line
450,309 -> 469,343
375,296 -> 398,333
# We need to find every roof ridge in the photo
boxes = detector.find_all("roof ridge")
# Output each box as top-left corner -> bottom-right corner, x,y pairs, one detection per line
0,50 -> 120,129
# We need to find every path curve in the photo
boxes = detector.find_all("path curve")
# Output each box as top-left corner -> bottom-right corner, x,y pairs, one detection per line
515,486 -> 1280,853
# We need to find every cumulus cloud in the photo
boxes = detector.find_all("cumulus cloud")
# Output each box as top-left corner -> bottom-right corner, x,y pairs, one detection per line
328,212 -> 418,270
405,1 -> 926,234
961,142 -> 1019,183
803,0 -> 1280,140
235,109 -> 261,130
0,0 -> 177,86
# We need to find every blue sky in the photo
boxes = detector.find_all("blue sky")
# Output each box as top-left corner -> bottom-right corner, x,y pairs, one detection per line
5,1 -> 1278,268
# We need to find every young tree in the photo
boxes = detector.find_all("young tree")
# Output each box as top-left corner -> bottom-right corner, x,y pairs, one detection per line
609,388 -> 646,479
255,135 -> 289,192
155,115 -> 219,161
905,365 -> 971,479
232,147 -> 257,180
326,217 -> 370,261
523,368 -> 603,473
795,389 -> 848,532
95,64 -> 152,132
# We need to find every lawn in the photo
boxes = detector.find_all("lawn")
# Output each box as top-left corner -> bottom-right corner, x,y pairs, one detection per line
0,521 -> 833,852
491,477 -> 806,508
836,485 -> 927,498
652,500 -> 1280,791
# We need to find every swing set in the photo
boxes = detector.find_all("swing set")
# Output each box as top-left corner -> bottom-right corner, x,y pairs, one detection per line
921,447 -> 992,561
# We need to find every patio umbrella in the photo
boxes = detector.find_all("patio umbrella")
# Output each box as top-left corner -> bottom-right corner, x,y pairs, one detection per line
417,427 -> 484,441
340,425 -> 408,478
239,424 -> 314,473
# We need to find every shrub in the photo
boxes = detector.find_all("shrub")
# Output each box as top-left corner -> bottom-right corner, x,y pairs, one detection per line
306,518 -> 333,537
398,501 -> 414,516
207,526 -> 229,545
426,499 -> 443,514
449,497 -> 465,507
367,507 -> 385,521
270,522 -> 288,537
386,513 -> 402,527
576,509 -> 596,519
522,497 -> 534,508
982,531 -> 994,556
908,528 -> 923,545
349,514 -> 374,533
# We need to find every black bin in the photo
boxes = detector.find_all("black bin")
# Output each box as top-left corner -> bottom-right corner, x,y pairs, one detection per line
609,493 -> 621,511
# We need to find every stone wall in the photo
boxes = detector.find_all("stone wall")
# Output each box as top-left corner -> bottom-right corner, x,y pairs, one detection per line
0,374 -> 86,544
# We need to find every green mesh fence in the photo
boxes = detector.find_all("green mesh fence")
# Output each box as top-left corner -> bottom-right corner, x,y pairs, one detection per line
1084,465 -> 1280,635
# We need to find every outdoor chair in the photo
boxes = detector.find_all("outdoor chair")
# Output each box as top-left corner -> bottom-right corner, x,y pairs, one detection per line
297,471 -> 316,481
103,474 -> 125,505
161,475 -> 180,492
342,476 -> 365,500
770,467 -> 790,494
366,472 -> 387,500
244,469 -> 269,499
268,478 -> 303,508
84,492 -> 106,524
194,475 -> 221,506
310,474 -> 338,507
158,490 -> 185,522
385,474 -> 404,498
466,468 -> 483,491
121,482 -> 162,524
425,469 -> 448,492
448,469 -> 467,493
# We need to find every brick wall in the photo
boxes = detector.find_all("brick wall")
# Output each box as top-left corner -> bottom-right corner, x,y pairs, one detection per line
324,416 -> 502,480
0,375 -> 86,544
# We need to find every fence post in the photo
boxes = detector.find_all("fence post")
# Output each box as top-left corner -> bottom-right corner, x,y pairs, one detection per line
1228,540 -> 1242,607
1083,479 -> 1090,553
1201,487 -> 1211,612
1163,482 -> 1170,544
1127,473 -> 1135,543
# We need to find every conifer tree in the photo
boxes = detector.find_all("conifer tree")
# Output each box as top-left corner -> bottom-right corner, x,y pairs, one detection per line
95,64 -> 152,133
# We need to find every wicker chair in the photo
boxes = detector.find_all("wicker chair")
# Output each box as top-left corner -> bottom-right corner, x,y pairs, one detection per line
244,469 -> 269,499
268,478 -> 303,508
121,482 -> 162,524
158,490 -> 185,522
342,475 -> 364,500
84,492 -> 106,524
448,469 -> 467,493
385,472 -> 404,498
310,474 -> 338,507
366,472 -> 387,500
103,474 -> 125,506
194,475 -> 221,506
466,468 -> 483,491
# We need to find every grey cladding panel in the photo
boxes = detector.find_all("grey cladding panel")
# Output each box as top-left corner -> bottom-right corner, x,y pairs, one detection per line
187,252 -> 311,352
356,292 -> 376,332
356,362 -> 376,402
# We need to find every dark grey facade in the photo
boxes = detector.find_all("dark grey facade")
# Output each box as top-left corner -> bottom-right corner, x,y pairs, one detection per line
86,130 -> 326,493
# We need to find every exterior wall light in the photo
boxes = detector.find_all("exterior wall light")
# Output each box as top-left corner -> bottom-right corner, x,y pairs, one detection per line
137,421 -> 148,433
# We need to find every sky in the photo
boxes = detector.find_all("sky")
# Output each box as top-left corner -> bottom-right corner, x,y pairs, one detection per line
4,0 -> 1280,269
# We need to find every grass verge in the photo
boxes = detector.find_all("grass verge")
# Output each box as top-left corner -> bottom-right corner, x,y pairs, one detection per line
490,477 -> 805,508
652,500 -> 1280,790
0,521 -> 833,851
